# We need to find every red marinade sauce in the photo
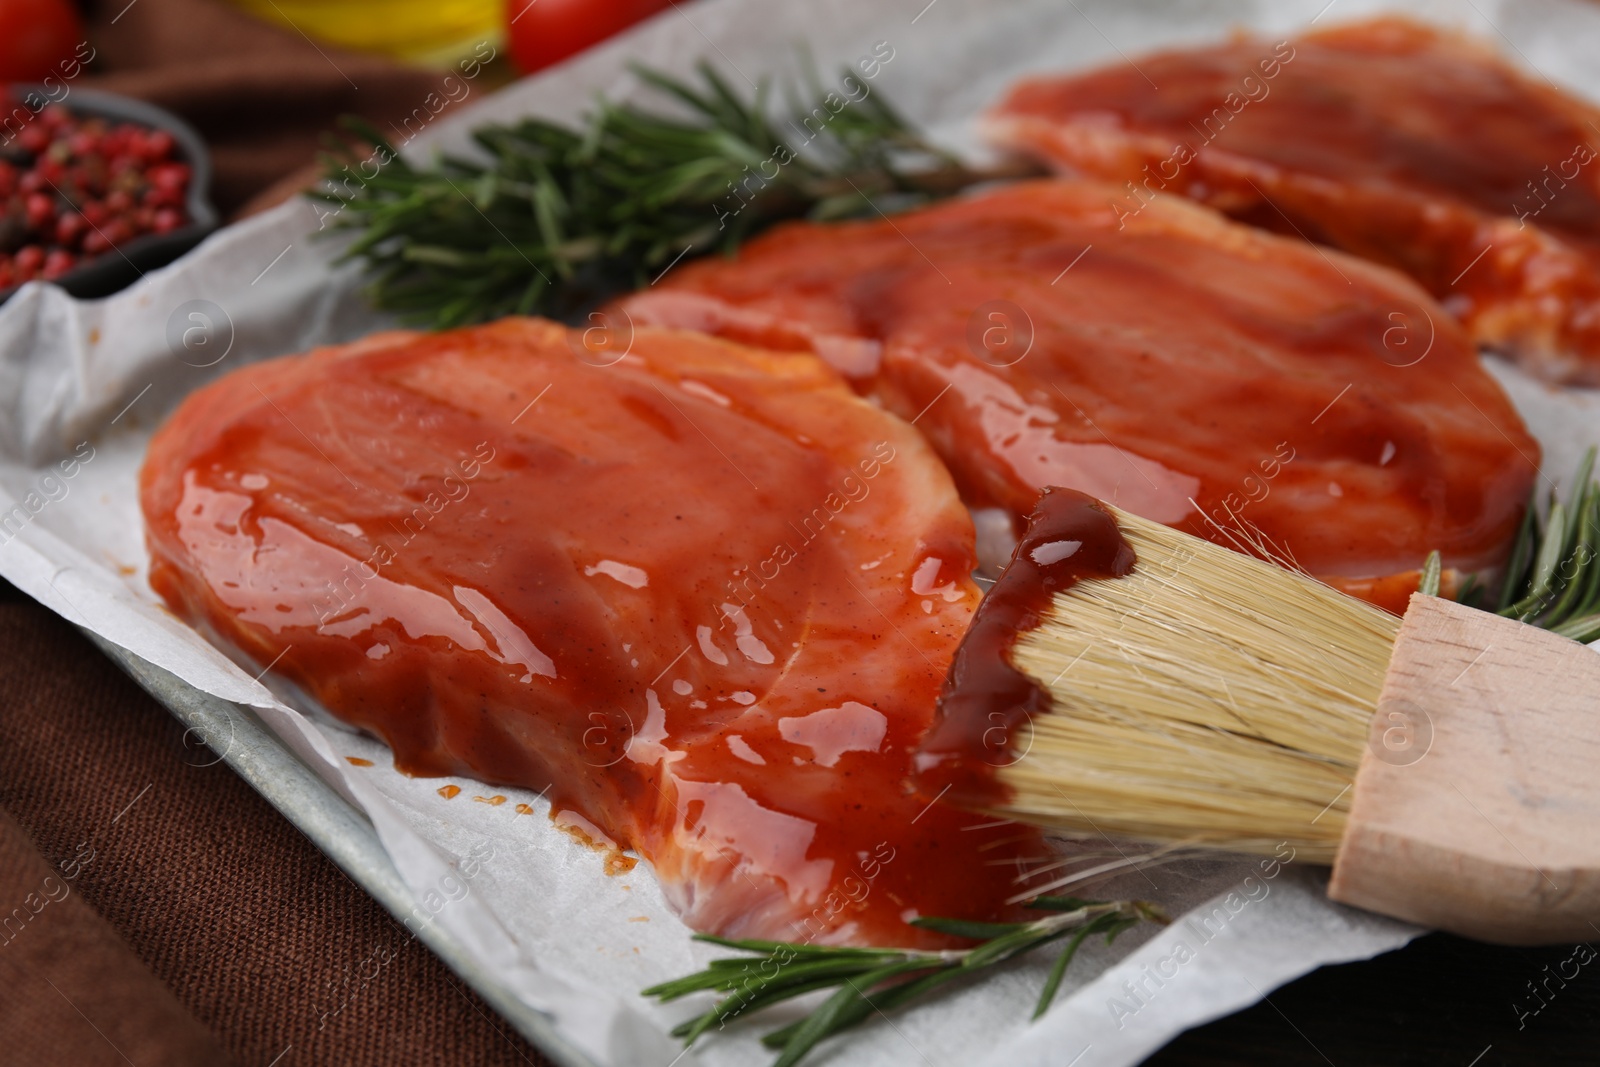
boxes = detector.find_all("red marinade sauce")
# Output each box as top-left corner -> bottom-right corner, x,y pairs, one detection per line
989,17 -> 1600,383
140,318 -> 1049,948
915,488 -> 1135,809
616,179 -> 1540,600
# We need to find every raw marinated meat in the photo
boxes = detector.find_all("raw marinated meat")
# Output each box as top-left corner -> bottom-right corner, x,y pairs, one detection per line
990,16 -> 1600,385
141,318 -> 1043,946
619,180 -> 1539,609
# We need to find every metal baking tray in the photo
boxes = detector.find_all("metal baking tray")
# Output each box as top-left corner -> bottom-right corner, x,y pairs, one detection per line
84,629 -> 603,1067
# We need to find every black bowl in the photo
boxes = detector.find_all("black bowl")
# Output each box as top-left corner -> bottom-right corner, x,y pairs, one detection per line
0,86 -> 219,303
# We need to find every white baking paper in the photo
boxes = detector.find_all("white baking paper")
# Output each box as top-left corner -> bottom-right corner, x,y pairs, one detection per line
3,1 -> 1598,1064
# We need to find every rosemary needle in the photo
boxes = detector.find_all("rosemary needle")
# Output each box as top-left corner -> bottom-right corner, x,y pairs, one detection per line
1418,448 -> 1597,636
312,62 -> 1031,328
643,897 -> 1164,1067
1418,550 -> 1442,598
1496,446 -> 1600,642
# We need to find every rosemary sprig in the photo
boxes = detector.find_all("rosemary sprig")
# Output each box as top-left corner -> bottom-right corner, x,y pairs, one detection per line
643,896 -> 1165,1067
313,62 -> 1021,328
1494,446 -> 1600,643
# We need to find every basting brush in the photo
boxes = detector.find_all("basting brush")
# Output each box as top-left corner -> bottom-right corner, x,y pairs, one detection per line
914,486 -> 1600,945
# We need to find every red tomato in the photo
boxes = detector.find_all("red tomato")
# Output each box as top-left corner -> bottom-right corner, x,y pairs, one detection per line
0,0 -> 83,83
505,0 -> 673,75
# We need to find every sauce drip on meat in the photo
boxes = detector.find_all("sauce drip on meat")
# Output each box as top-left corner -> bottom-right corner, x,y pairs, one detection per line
916,488 -> 1134,808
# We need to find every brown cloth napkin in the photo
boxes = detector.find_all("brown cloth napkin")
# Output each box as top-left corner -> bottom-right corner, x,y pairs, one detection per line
78,0 -> 467,218
0,580 -> 549,1065
0,806 -> 230,1066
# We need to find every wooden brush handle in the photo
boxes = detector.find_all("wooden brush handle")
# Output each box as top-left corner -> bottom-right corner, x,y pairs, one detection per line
1328,594 -> 1600,945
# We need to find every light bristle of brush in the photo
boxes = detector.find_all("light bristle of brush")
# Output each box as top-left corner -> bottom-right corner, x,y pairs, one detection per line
998,506 -> 1402,864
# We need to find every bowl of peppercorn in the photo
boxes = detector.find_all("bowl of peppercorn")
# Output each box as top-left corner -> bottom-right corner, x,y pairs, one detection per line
0,87 -> 217,302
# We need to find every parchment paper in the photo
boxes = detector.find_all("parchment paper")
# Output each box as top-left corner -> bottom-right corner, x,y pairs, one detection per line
3,1 -> 1598,1064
